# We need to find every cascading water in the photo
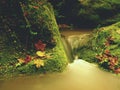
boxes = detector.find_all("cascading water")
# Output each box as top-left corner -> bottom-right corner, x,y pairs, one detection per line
67,34 -> 91,58
61,31 -> 91,60
61,35 -> 74,62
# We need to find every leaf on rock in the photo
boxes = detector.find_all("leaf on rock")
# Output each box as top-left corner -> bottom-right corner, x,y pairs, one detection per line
18,58 -> 25,63
114,68 -> 120,74
35,40 -> 46,51
104,49 -> 110,55
24,55 -> 32,64
34,59 -> 44,68
36,51 -> 45,57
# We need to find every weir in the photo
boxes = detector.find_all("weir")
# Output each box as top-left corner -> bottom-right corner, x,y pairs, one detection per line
61,32 -> 91,61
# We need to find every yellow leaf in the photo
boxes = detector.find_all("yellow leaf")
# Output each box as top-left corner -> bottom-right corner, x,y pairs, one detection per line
34,59 -> 44,68
36,51 -> 45,57
18,58 -> 25,63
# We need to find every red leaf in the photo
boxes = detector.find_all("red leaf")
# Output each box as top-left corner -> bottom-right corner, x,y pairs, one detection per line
35,40 -> 46,51
24,55 -> 32,64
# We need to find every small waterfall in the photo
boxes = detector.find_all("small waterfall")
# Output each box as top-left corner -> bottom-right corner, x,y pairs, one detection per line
61,35 -> 74,62
61,34 -> 91,61
68,34 -> 90,49
68,34 -> 91,57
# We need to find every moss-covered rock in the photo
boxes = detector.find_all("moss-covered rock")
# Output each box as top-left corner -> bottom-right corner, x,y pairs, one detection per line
0,0 -> 68,77
77,22 -> 120,74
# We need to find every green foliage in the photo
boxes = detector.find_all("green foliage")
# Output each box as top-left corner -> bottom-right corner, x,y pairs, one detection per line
50,0 -> 120,28
16,61 -> 37,74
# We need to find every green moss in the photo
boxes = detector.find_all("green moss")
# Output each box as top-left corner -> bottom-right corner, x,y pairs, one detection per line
77,47 -> 96,63
77,22 -> 120,73
0,0 -> 68,78
44,57 -> 68,72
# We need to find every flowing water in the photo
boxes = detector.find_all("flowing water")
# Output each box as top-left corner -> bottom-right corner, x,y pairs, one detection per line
61,29 -> 92,60
0,60 -> 120,90
0,29 -> 120,90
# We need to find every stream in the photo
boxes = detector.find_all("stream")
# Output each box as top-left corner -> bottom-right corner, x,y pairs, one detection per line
0,29 -> 120,90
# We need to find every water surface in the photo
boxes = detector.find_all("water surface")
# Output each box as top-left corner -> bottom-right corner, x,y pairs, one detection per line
0,60 -> 120,90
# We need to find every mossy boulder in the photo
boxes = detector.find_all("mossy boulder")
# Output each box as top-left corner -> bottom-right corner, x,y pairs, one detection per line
77,22 -> 120,74
0,0 -> 68,77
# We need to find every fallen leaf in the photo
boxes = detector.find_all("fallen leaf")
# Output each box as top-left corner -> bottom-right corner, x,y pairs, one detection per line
24,55 -> 32,64
35,40 -> 46,51
34,59 -> 44,68
114,68 -> 120,74
32,6 -> 39,9
18,58 -> 25,63
36,51 -> 45,57
104,49 -> 110,55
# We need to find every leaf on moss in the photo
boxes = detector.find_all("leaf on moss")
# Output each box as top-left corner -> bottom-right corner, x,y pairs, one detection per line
34,59 -> 44,68
24,55 -> 32,64
35,40 -> 46,51
32,6 -> 39,9
114,68 -> 120,74
104,49 -> 110,55
36,51 -> 45,57
18,58 -> 25,63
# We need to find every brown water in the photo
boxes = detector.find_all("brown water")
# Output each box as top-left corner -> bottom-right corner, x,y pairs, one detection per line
0,60 -> 120,90
0,29 -> 120,90
61,29 -> 93,60
60,29 -> 92,37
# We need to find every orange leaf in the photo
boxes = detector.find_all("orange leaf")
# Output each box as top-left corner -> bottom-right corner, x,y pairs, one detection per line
114,68 -> 120,74
18,58 -> 25,63
104,50 -> 110,55
32,6 -> 39,9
